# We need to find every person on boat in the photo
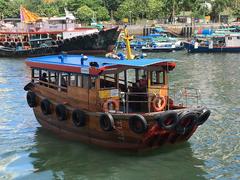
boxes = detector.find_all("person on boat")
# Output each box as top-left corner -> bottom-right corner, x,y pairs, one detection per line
40,73 -> 48,86
61,76 -> 67,87
139,74 -> 147,88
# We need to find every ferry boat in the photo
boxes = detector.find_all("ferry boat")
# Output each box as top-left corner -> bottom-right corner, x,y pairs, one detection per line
24,54 -> 211,151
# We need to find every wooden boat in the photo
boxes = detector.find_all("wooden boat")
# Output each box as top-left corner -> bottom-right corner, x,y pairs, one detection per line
184,33 -> 240,53
24,54 -> 211,151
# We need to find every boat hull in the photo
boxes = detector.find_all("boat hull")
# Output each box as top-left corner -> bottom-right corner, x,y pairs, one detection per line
0,46 -> 58,57
27,85 -> 205,151
142,46 -> 184,52
184,42 -> 240,53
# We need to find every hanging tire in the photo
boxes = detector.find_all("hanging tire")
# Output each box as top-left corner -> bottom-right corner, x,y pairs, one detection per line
99,113 -> 114,131
55,104 -> 67,121
24,82 -> 34,91
175,111 -> 197,134
41,99 -> 52,115
155,110 -> 178,131
196,109 -> 211,126
72,109 -> 86,127
26,91 -> 37,108
129,114 -> 148,134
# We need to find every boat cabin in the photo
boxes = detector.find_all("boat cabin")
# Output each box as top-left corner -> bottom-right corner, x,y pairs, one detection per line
26,54 -> 179,113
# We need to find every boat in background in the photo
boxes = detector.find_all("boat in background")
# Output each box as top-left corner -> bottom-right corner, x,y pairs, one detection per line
184,33 -> 240,53
0,7 -> 120,57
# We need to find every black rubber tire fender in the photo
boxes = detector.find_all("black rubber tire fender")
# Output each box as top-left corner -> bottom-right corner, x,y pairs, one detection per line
176,111 -> 198,134
196,109 -> 211,126
72,109 -> 86,127
55,104 -> 67,121
26,91 -> 37,108
155,110 -> 178,131
99,113 -> 114,131
129,114 -> 148,134
40,99 -> 52,115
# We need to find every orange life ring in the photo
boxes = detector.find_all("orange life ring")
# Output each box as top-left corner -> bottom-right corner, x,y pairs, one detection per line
102,99 -> 119,112
152,95 -> 167,112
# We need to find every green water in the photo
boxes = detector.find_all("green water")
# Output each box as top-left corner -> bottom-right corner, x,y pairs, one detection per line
0,52 -> 239,179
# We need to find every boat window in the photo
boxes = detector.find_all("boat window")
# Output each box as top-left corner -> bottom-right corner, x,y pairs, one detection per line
70,73 -> 77,86
32,69 -> 40,80
41,34 -> 48,39
82,75 -> 90,89
77,74 -> 82,87
90,76 -> 96,89
61,73 -> 69,87
151,71 -> 164,85
100,74 -> 117,89
228,37 -> 232,40
49,72 -> 57,84
39,70 -> 48,86
237,37 -> 240,40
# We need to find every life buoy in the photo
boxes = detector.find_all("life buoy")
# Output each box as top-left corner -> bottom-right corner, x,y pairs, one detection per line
99,113 -> 114,131
152,95 -> 167,112
102,99 -> 119,112
26,91 -> 37,108
41,99 -> 52,115
129,114 -> 148,134
72,109 -> 86,127
175,111 -> 197,134
155,110 -> 178,131
55,104 -> 67,121
196,109 -> 211,126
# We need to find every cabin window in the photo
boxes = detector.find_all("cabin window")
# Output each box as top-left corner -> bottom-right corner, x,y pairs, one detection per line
237,37 -> 240,40
228,37 -> 232,40
41,34 -> 48,39
61,73 -> 69,87
49,72 -> 58,87
100,74 -> 117,89
82,75 -> 90,88
151,71 -> 164,85
70,73 -> 77,86
39,70 -> 49,86
32,69 -> 40,81
90,76 -> 96,89
77,74 -> 83,87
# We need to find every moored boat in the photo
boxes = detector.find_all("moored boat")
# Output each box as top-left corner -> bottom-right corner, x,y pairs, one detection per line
0,7 -> 120,57
184,30 -> 240,53
0,26 -> 120,57
24,54 -> 211,151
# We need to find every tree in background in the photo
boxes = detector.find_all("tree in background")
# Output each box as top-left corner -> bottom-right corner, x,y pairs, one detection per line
76,5 -> 94,23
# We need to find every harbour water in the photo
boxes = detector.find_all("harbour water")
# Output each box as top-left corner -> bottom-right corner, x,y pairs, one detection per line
0,52 -> 239,179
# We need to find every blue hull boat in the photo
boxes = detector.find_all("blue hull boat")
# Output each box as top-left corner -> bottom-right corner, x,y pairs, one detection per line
184,42 -> 240,53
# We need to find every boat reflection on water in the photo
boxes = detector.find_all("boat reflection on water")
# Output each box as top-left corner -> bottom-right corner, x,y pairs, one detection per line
25,128 -> 208,180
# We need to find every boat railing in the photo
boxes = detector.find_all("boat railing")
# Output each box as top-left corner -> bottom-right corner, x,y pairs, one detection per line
32,78 -> 67,92
119,86 -> 201,113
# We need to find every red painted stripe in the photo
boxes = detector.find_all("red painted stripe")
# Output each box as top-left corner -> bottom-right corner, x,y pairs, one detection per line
26,61 -> 102,75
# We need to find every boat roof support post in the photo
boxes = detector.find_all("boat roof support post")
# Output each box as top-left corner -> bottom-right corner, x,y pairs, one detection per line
58,73 -> 61,92
135,69 -> 139,81
147,71 -> 151,113
115,74 -> 119,89
48,71 -> 51,88
124,70 -> 127,89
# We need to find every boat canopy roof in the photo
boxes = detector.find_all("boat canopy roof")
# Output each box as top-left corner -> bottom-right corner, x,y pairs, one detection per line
26,54 -> 176,75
